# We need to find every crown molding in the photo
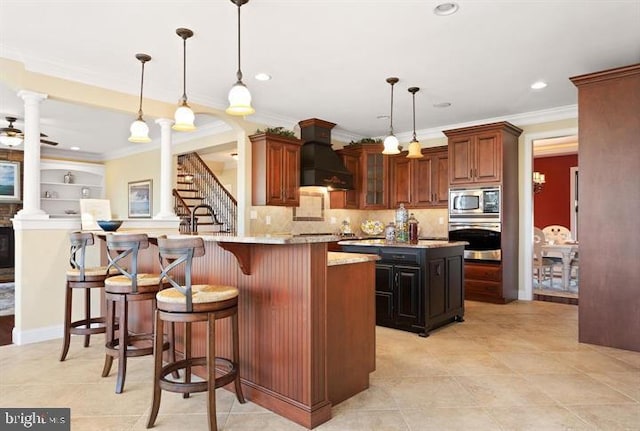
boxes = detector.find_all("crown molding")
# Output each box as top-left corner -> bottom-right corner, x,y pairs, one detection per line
391,104 -> 579,143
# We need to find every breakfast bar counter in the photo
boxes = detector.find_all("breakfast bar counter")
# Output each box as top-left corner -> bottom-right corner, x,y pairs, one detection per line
101,232 -> 378,429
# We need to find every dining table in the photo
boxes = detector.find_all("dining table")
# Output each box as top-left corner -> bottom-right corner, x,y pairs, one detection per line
541,242 -> 579,291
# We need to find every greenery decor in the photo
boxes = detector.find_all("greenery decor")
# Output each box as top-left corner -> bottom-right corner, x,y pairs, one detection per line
348,137 -> 383,145
254,127 -> 296,138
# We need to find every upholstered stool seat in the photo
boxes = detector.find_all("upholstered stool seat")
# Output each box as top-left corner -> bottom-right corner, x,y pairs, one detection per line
147,237 -> 245,431
60,232 -> 117,362
101,233 -> 173,394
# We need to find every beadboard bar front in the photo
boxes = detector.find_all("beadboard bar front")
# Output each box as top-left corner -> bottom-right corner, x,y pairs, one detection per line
107,234 -> 376,429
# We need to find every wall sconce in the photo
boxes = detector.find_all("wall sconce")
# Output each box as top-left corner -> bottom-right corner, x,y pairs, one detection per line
533,171 -> 545,193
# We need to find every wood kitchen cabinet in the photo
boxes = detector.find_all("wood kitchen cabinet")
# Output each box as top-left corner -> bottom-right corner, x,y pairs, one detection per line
340,243 -> 465,336
444,121 -> 522,304
444,122 -> 521,186
329,143 -> 388,209
389,146 -> 448,208
250,133 -> 303,206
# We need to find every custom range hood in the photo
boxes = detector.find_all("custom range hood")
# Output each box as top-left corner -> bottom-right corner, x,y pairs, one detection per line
298,118 -> 354,190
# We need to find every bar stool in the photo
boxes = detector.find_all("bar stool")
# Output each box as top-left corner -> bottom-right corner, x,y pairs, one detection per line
60,232 -> 118,361
147,237 -> 245,431
102,233 -> 173,394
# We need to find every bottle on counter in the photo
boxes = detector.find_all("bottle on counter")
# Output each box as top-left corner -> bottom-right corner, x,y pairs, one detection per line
408,213 -> 419,244
395,203 -> 408,242
385,221 -> 396,244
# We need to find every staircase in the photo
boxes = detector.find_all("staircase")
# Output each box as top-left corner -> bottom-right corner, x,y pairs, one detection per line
174,153 -> 237,235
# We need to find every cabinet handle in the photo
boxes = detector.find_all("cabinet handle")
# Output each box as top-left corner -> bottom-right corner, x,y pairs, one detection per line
436,263 -> 442,276
394,272 -> 399,287
391,255 -> 405,259
470,169 -> 473,178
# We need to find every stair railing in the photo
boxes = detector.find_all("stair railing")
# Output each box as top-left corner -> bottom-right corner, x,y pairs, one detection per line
177,153 -> 237,235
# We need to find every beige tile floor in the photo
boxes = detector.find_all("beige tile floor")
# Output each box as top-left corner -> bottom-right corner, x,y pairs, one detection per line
1,300 -> 639,430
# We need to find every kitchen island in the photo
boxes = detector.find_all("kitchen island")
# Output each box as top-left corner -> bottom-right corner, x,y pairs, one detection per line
338,239 -> 466,336
103,232 -> 378,429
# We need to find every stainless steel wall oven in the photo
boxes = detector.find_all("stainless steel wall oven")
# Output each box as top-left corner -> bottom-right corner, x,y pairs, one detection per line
448,222 -> 501,261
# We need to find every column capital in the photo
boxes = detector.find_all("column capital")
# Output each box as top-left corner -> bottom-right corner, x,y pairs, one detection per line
17,90 -> 48,103
155,118 -> 175,127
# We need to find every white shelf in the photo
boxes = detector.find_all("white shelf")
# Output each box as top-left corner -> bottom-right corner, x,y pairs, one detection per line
40,159 -> 105,217
41,181 -> 103,188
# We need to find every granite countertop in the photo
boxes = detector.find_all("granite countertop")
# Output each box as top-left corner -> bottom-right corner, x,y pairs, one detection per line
337,239 -> 467,249
93,230 -> 342,245
327,251 -> 380,266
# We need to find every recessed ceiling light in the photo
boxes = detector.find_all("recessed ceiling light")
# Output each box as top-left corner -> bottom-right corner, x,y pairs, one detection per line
70,146 -> 80,151
434,2 -> 459,16
255,73 -> 272,81
531,80 -> 548,90
433,102 -> 452,108
376,115 -> 390,120
231,152 -> 238,160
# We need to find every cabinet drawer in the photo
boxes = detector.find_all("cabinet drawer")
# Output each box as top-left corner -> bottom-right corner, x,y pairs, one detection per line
465,279 -> 502,297
380,249 -> 422,265
465,262 -> 502,281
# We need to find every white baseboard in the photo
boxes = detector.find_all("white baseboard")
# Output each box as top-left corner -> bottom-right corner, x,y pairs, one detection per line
12,324 -> 63,345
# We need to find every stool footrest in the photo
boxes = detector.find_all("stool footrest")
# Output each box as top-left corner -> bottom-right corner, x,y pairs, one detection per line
158,357 -> 239,394
69,317 -> 108,336
105,334 -> 169,358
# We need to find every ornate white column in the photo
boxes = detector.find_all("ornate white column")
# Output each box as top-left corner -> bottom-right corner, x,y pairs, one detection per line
153,118 -> 178,220
15,90 -> 49,220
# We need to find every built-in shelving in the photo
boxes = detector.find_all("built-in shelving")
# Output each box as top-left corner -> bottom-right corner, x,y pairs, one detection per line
40,159 -> 105,218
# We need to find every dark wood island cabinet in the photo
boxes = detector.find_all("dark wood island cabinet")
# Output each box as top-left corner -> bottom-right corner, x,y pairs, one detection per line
339,240 -> 465,336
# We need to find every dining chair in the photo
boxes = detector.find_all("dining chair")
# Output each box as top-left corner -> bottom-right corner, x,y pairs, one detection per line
542,225 -> 572,244
533,230 -> 555,286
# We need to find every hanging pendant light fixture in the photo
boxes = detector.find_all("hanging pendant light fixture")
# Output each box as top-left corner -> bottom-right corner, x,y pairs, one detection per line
382,77 -> 400,155
406,87 -> 424,159
128,53 -> 152,143
173,28 -> 196,131
226,0 -> 255,116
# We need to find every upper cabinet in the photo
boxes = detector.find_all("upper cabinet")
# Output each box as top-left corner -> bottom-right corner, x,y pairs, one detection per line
444,122 -> 522,186
250,133 -> 303,206
389,146 -> 448,209
330,143 -> 388,210
40,159 -> 105,218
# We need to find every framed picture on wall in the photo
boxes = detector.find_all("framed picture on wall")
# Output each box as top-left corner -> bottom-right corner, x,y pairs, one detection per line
128,179 -> 152,218
0,161 -> 20,202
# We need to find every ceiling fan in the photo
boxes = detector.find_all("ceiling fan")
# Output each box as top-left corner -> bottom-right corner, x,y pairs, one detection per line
0,116 -> 59,147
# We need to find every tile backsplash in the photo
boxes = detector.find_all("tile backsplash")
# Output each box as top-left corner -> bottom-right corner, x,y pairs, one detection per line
249,187 -> 448,238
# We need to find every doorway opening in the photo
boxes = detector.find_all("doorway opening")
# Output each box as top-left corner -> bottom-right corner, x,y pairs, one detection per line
532,135 -> 579,304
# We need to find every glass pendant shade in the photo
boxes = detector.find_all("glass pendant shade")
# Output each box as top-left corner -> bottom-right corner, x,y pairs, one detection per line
406,139 -> 423,158
382,134 -> 400,155
226,81 -> 255,116
128,119 -> 151,143
173,103 -> 196,131
0,135 -> 23,147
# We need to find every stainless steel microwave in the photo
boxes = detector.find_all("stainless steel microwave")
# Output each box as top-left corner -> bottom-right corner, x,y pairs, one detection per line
449,186 -> 501,222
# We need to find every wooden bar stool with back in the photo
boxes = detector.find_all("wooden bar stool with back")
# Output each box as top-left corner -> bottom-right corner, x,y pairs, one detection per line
60,231 -> 118,361
147,236 -> 245,431
102,233 -> 174,394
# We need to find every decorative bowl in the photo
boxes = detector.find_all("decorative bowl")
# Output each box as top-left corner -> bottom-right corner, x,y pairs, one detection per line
361,220 -> 385,236
97,220 -> 123,232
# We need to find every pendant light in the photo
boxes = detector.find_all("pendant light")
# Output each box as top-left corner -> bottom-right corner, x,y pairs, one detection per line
226,0 -> 255,116
128,53 -> 152,143
173,28 -> 196,132
382,77 -> 400,155
406,87 -> 423,159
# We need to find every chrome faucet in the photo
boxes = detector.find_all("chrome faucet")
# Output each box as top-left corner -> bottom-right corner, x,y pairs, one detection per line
190,204 -> 215,234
